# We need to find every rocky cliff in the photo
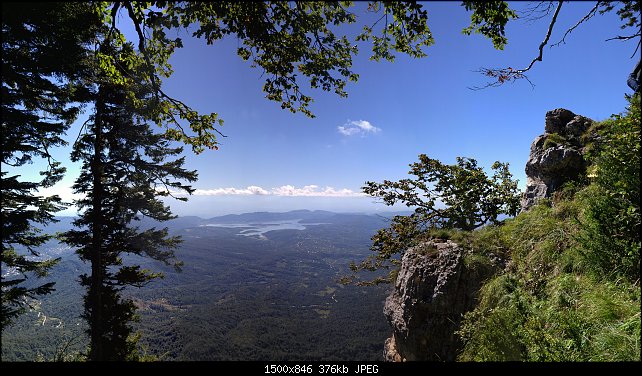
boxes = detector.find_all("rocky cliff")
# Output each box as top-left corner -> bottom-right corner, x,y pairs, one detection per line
383,109 -> 596,361
382,240 -> 501,361
520,108 -> 594,211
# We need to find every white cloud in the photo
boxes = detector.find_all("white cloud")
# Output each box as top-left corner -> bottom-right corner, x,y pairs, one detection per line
337,120 -> 381,136
38,185 -> 82,202
39,184 -> 364,200
191,185 -> 365,197
193,185 -> 269,196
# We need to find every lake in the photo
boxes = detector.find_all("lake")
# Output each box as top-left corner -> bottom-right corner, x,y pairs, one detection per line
201,219 -> 328,238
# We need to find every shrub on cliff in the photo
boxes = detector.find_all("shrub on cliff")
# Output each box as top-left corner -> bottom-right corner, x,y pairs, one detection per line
579,94 -> 640,282
344,155 -> 521,285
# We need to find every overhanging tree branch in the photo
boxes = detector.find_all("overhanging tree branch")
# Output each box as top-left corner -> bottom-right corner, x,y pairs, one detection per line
121,1 -> 226,152
517,0 -> 563,74
606,34 -> 641,42
473,1 -> 640,89
631,40 -> 641,59
471,1 -> 563,89
551,1 -> 601,47
518,1 -> 555,23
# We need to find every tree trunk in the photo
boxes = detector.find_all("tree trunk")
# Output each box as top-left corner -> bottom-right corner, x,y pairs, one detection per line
89,95 -> 104,361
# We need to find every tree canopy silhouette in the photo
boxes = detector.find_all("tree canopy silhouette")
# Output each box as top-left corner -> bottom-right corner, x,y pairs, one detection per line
345,155 -> 521,286
1,3 -> 101,327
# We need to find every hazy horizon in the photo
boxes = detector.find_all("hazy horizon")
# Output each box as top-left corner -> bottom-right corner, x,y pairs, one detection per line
53,206 -> 414,219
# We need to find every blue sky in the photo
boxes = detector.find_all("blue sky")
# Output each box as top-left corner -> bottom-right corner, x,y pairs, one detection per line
32,2 -> 638,217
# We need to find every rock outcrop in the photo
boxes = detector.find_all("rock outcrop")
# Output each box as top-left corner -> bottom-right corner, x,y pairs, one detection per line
521,108 -> 594,211
383,240 -> 500,361
383,109 -> 597,361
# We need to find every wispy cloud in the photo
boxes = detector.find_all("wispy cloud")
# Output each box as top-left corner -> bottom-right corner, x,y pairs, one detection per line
270,185 -> 364,197
337,120 -> 381,136
194,186 -> 269,196
39,184 -> 365,201
192,185 -> 365,197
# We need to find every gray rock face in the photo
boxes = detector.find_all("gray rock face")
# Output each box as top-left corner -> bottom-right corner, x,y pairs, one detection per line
521,108 -> 593,211
544,108 -> 576,134
383,240 -> 499,361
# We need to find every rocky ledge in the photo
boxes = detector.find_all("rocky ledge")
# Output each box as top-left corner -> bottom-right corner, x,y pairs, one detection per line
521,108 -> 594,211
383,240 -> 500,361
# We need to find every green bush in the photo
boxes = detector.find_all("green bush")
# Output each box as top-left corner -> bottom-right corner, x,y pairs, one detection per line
579,94 -> 640,281
543,132 -> 567,149
347,155 -> 521,285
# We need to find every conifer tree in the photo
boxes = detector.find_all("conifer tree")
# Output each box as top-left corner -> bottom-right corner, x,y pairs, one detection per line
1,3 -> 99,326
63,42 -> 195,360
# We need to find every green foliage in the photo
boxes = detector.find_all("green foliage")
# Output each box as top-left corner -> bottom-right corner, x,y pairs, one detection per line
364,155 -> 521,231
61,39 -> 195,360
461,1 -> 517,50
427,227 -> 462,241
542,132 -> 567,149
94,1 -> 520,141
457,197 -> 640,361
1,2 -> 101,327
345,154 -> 520,285
95,0 -> 437,141
356,2 -> 434,62
598,1 -> 641,31
580,121 -> 606,155
459,272 -> 640,361
578,94 -> 640,281
551,180 -> 585,205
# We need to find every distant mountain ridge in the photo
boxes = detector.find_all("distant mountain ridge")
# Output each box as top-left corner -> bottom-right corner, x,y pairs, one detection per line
54,209 -> 412,231
205,209 -> 337,223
